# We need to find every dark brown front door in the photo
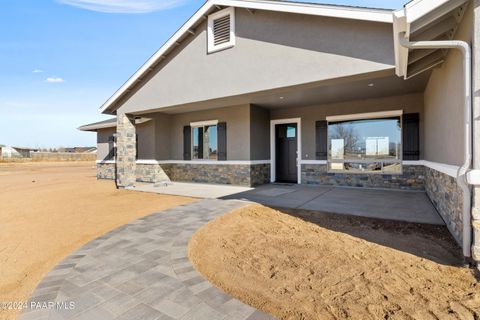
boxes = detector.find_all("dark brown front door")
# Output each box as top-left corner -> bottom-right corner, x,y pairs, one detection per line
275,123 -> 298,183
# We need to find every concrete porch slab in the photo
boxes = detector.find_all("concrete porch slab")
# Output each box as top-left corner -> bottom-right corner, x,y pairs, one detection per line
297,187 -> 444,225
135,182 -> 444,225
134,182 -> 253,199
226,184 -> 444,225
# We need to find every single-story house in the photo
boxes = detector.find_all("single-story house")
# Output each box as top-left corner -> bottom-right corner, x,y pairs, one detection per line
80,0 -> 480,268
0,146 -> 39,158
59,147 -> 97,153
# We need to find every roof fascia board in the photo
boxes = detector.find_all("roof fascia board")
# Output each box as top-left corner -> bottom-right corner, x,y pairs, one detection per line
99,0 -> 393,114
405,0 -> 465,25
79,123 -> 116,131
214,0 -> 393,23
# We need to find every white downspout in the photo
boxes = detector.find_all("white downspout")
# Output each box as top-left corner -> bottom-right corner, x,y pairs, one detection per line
399,33 -> 472,258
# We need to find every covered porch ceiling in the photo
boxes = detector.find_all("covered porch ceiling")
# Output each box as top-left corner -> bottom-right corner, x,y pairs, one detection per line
135,69 -> 430,115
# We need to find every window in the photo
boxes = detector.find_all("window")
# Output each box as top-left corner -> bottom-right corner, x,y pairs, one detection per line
207,7 -> 235,53
107,135 -> 115,160
286,125 -> 296,138
192,122 -> 218,160
327,113 -> 402,174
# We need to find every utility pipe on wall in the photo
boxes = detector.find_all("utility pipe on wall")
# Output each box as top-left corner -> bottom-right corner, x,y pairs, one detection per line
399,33 -> 472,258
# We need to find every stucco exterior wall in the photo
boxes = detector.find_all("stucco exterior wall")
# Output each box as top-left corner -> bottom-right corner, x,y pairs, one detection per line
169,104 -> 251,160
250,105 -> 270,160
116,8 -> 394,115
136,120 -> 156,160
269,93 -> 424,160
423,5 -> 473,166
154,114 -> 172,160
96,127 -> 116,161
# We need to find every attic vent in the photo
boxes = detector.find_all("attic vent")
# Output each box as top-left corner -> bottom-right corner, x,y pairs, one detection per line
208,7 -> 235,53
213,15 -> 231,46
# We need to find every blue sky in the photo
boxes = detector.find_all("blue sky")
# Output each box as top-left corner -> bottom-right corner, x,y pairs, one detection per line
0,0 -> 406,148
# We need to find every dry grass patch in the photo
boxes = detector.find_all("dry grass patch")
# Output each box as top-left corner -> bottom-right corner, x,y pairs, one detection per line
0,162 -> 194,320
189,204 -> 480,320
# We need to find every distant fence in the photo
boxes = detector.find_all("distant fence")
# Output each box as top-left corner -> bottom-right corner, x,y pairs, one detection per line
30,152 -> 96,162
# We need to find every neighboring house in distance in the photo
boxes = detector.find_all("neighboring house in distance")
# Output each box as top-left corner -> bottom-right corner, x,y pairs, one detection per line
80,0 -> 480,266
0,146 -> 39,158
59,147 -> 97,153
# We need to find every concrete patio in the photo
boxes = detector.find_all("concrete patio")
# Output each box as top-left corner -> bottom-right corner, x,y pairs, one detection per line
136,182 -> 444,225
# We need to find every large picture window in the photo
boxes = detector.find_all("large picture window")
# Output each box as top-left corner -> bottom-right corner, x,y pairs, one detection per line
192,124 -> 218,160
327,113 -> 402,174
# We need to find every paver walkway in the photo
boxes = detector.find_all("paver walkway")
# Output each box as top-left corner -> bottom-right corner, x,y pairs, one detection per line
19,199 -> 275,320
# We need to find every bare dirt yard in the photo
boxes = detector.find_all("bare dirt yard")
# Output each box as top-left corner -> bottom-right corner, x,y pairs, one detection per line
189,204 -> 480,320
0,162 -> 193,320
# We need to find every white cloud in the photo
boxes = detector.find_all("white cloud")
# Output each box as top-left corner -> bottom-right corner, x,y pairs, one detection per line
32,69 -> 44,73
46,77 -> 65,83
56,0 -> 187,13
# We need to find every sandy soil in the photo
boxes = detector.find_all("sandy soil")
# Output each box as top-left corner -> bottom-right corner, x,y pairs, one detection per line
189,204 -> 480,320
0,162 -> 193,320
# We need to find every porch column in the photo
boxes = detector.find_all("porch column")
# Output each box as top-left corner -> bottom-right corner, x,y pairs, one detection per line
116,113 -> 136,188
472,0 -> 480,267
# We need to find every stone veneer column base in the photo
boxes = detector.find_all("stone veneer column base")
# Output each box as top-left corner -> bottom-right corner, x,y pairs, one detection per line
116,114 -> 136,188
96,163 -> 115,180
301,164 -> 425,190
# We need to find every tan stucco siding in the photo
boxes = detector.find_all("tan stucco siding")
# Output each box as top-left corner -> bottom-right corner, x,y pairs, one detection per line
169,104 -> 251,160
137,120 -> 156,160
269,93 -> 424,160
154,114 -> 172,160
97,127 -> 116,161
117,9 -> 395,115
250,105 -> 270,160
423,6 -> 472,166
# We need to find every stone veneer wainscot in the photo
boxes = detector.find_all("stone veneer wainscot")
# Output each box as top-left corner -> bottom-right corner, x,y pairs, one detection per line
136,163 -> 171,183
162,163 -> 271,187
301,164 -> 425,190
97,163 -> 115,180
98,162 -> 270,187
424,166 -> 463,245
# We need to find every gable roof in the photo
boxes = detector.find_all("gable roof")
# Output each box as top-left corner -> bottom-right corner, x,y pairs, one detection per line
99,0 -> 394,115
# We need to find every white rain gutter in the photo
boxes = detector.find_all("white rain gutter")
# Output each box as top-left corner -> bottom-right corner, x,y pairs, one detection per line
399,33 -> 472,258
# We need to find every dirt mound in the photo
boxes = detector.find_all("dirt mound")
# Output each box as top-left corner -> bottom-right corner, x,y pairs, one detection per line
189,204 -> 480,320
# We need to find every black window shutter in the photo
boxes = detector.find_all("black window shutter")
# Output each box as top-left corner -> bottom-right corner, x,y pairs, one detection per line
217,122 -> 227,161
197,127 -> 204,159
135,134 -> 138,160
183,126 -> 191,160
402,113 -> 420,160
315,120 -> 328,160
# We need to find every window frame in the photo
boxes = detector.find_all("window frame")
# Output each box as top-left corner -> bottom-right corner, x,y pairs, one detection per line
207,7 -> 236,54
190,120 -> 219,161
326,111 -> 403,175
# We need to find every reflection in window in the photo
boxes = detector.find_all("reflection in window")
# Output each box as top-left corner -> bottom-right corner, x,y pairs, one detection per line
192,125 -> 217,160
328,117 -> 402,174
